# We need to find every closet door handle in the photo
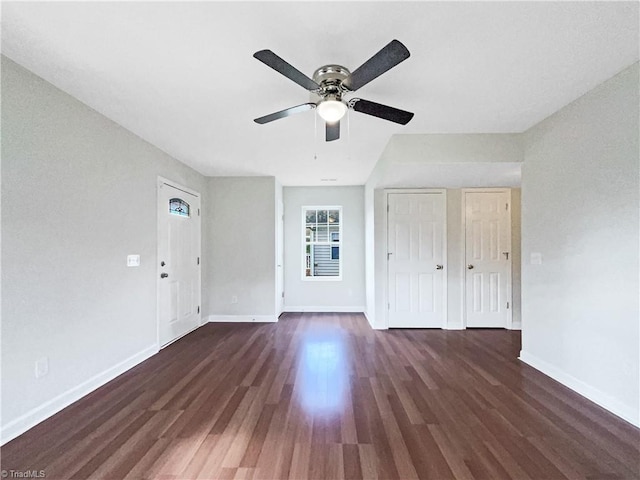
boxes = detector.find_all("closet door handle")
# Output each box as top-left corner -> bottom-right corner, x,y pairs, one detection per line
436,265 -> 443,270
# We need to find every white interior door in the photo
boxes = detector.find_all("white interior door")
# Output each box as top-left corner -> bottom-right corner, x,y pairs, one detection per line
158,179 -> 201,347
464,190 -> 511,328
387,192 -> 446,328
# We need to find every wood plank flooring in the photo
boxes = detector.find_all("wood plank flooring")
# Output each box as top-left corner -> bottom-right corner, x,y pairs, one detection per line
2,313 -> 639,479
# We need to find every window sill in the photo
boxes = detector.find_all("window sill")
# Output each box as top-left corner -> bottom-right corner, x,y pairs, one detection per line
302,276 -> 343,282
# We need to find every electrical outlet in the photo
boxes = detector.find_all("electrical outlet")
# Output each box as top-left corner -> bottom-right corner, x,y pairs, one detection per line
35,357 -> 49,378
231,295 -> 238,304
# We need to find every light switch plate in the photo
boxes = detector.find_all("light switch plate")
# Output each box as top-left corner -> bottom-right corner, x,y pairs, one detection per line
530,252 -> 543,265
127,254 -> 140,267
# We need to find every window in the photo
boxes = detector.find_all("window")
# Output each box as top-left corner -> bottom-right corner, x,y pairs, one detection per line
303,206 -> 342,280
169,198 -> 190,217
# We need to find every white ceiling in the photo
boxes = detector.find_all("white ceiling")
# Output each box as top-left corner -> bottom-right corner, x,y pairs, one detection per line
2,1 -> 638,185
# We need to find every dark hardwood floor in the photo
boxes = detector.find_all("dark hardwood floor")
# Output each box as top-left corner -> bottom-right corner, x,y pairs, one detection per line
2,313 -> 639,479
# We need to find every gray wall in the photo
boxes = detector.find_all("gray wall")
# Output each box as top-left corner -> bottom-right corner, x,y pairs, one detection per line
370,134 -> 523,189
283,186 -> 365,311
1,56 -> 207,441
520,63 -> 639,426
204,176 -> 277,319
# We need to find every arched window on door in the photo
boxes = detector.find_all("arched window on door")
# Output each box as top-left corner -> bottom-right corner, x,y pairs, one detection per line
169,198 -> 190,217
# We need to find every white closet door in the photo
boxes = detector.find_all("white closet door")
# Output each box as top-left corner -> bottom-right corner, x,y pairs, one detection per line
388,193 -> 446,328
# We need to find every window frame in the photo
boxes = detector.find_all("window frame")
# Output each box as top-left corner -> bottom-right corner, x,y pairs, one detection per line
302,205 -> 343,281
169,197 -> 190,217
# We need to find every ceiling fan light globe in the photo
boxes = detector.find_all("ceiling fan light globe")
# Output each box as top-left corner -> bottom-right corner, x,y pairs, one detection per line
317,100 -> 347,123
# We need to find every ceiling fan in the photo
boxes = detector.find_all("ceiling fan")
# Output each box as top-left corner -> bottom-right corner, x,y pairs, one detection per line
253,40 -> 414,142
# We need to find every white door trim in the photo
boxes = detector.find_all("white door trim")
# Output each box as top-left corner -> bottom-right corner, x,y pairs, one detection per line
461,188 -> 513,329
157,176 -> 202,349
384,188 -> 447,329
275,198 -> 284,317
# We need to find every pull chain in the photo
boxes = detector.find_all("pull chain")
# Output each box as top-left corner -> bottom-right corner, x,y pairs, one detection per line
347,108 -> 351,160
314,110 -> 318,161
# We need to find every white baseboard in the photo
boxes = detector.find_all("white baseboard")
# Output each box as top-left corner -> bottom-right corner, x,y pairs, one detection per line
283,306 -> 365,313
362,310 -> 387,330
519,350 -> 639,427
363,310 -> 374,328
207,315 -> 277,323
1,344 -> 158,445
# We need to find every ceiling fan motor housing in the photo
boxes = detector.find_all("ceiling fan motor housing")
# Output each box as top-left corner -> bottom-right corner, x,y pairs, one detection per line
312,65 -> 351,102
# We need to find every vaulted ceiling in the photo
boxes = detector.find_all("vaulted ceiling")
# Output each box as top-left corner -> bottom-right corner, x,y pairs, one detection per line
2,2 -> 638,185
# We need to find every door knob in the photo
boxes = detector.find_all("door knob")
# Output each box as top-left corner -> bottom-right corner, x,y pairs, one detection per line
436,265 -> 444,270
160,273 -> 169,278
467,264 -> 474,270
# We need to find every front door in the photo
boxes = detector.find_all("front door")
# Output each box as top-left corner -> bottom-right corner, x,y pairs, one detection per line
464,189 -> 511,328
387,192 -> 446,328
158,179 -> 201,347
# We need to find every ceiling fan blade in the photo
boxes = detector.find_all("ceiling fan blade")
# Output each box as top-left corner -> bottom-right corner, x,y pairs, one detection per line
326,121 -> 340,142
350,98 -> 414,125
254,50 -> 320,91
343,40 -> 410,91
254,103 -> 316,124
